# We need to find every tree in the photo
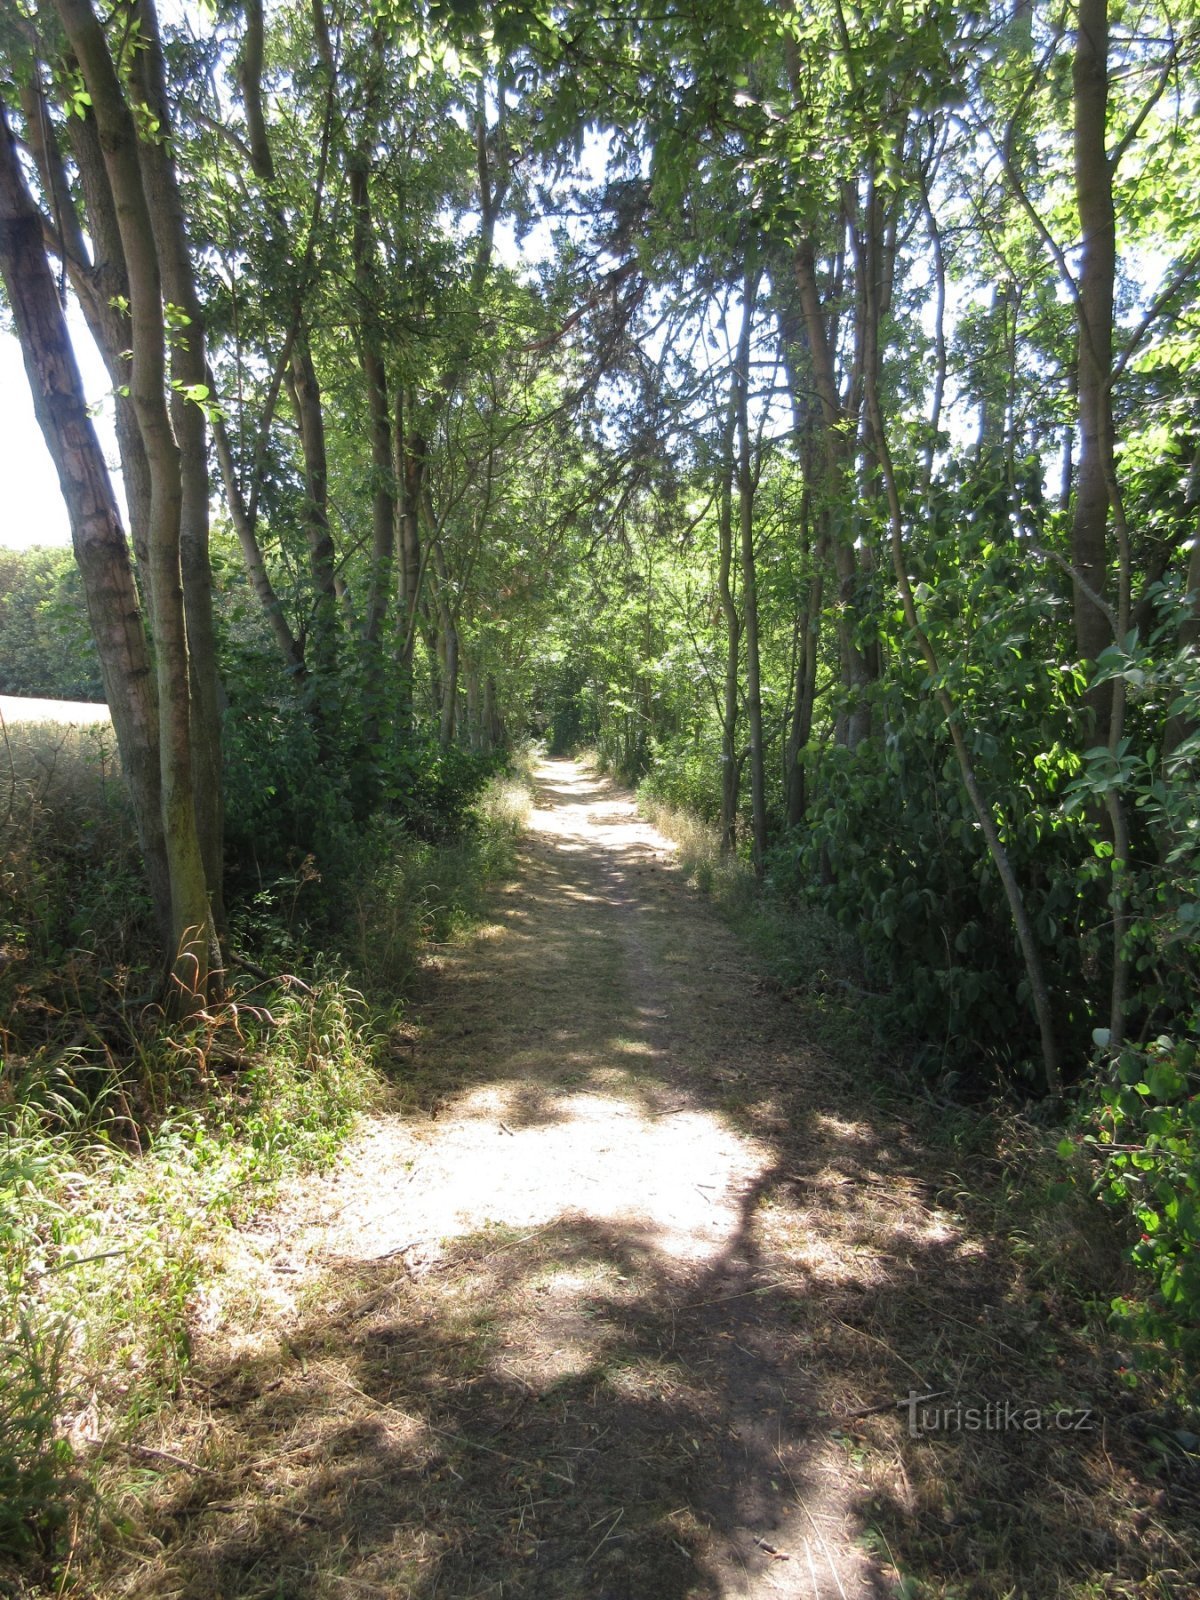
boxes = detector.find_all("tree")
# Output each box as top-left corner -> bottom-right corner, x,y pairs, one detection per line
1,0 -> 223,1002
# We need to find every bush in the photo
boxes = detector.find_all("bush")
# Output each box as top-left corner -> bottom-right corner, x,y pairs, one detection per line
638,730 -> 725,824
775,718 -> 1095,1087
1082,1026 -> 1200,1392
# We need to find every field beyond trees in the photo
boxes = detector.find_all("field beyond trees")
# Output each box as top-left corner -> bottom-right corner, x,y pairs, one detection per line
1,0 -> 1198,1591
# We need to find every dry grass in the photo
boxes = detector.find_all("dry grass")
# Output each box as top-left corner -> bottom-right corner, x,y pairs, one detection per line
0,715 -> 147,1062
634,792 -> 753,905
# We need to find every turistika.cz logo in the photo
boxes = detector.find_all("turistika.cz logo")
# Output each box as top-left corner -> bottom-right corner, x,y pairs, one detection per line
901,1391 -> 1096,1438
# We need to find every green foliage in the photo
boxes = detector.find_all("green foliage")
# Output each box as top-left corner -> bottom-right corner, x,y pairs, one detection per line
380,737 -> 503,841
1084,1029 -> 1200,1392
638,729 -> 725,824
0,548 -> 101,701
345,763 -> 531,994
1064,617 -> 1200,1036
536,659 -> 601,756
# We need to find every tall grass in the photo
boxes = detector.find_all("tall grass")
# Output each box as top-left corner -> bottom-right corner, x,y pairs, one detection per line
1,717 -> 150,1062
346,759 -> 536,994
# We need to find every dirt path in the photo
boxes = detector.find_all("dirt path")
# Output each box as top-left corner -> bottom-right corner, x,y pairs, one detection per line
114,760 -> 1177,1599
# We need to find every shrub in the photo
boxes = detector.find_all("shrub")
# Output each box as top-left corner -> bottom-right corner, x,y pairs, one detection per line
1082,1025 -> 1200,1392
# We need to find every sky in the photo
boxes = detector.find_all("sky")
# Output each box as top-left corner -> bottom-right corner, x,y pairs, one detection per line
0,311 -> 116,551
1,330 -> 72,549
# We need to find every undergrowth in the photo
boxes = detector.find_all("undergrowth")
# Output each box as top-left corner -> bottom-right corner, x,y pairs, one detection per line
0,978 -> 377,1580
0,719 -> 536,1582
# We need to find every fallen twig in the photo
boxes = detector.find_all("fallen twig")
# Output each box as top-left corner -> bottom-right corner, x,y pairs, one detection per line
116,1441 -> 218,1478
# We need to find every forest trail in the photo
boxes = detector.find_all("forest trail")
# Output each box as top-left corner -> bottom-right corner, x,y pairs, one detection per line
125,761 -> 991,1598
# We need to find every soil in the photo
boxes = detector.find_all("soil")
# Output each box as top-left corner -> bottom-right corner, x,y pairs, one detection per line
107,760 -> 1199,1600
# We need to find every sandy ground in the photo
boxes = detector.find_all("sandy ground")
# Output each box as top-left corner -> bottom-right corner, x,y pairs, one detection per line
108,760 -> 1162,1598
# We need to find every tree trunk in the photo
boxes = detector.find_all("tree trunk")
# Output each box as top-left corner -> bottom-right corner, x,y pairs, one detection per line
793,238 -> 873,749
395,403 -> 427,729
287,334 -> 340,679
736,263 -> 767,874
211,407 -> 305,674
1072,0 -> 1116,720
716,395 -> 740,854
432,545 -> 459,748
44,77 -> 156,627
785,566 -> 822,829
130,0 -> 225,935
473,668 -> 486,755
484,674 -> 505,751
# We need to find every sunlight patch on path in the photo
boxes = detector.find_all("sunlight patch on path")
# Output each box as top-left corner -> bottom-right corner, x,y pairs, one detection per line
312,1089 -> 769,1275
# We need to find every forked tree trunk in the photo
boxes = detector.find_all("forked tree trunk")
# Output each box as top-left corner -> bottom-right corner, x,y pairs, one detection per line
0,99 -> 171,943
55,0 -> 220,1005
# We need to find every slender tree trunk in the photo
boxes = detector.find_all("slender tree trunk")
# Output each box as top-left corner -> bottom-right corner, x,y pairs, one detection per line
736,263 -> 767,875
1073,0 -> 1134,1044
44,78 -> 156,626
237,0 -> 275,179
716,397 -> 740,854
1072,0 -> 1116,720
918,173 -> 946,503
484,674 -> 504,752
395,402 -> 427,729
287,334 -> 340,678
432,545 -> 459,748
131,0 -> 225,935
785,566 -> 823,828
350,152 -> 394,765
1164,451 -> 1200,755
211,408 -> 305,674
793,239 -> 872,749
466,663 -> 482,750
